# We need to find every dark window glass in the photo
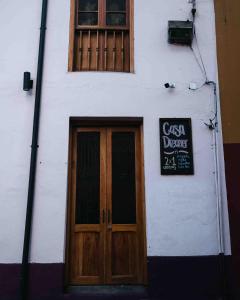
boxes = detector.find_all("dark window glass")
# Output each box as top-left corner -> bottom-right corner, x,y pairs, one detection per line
78,12 -> 98,25
106,13 -> 126,26
106,0 -> 126,11
79,0 -> 98,11
112,132 -> 136,224
78,0 -> 98,25
75,132 -> 100,224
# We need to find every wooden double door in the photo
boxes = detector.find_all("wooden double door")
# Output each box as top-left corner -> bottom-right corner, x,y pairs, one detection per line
67,126 -> 146,285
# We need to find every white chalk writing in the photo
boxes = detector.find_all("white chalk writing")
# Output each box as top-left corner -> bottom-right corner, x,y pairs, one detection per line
163,122 -> 186,137
163,136 -> 188,149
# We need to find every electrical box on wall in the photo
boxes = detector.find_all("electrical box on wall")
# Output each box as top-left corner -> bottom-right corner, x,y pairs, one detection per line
168,20 -> 194,45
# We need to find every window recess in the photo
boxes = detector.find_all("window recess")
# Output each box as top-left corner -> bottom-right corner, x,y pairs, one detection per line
69,0 -> 134,72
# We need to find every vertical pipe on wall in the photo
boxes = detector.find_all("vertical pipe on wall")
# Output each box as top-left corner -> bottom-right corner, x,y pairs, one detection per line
207,81 -> 224,254
190,1 -> 227,294
207,80 -> 226,299
213,84 -> 226,300
190,0 -> 225,259
191,1 -> 225,258
20,1 -> 48,299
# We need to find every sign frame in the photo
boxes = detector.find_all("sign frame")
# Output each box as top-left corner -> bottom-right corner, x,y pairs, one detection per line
159,118 -> 194,175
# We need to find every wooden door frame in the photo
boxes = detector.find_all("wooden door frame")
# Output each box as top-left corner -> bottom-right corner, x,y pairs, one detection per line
64,117 -> 147,288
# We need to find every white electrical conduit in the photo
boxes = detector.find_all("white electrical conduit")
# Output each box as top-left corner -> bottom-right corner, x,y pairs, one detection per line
189,0 -> 225,255
189,2 -> 226,298
209,82 -> 224,254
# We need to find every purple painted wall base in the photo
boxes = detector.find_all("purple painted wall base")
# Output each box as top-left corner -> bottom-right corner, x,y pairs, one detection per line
224,143 -> 240,298
0,256 -> 235,300
0,264 -> 21,300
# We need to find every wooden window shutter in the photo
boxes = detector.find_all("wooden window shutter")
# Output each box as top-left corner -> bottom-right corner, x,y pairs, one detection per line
68,0 -> 134,72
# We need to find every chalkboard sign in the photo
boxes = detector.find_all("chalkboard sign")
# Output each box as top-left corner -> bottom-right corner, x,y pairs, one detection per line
160,118 -> 194,175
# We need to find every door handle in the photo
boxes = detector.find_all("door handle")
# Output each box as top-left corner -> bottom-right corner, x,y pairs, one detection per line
107,210 -> 112,229
102,210 -> 105,224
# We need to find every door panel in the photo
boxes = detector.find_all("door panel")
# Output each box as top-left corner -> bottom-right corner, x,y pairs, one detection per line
68,126 -> 146,286
106,128 -> 139,284
73,231 -> 100,276
70,128 -> 106,285
112,228 -> 137,276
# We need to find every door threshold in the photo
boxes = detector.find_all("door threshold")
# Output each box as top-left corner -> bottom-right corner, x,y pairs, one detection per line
68,285 -> 148,296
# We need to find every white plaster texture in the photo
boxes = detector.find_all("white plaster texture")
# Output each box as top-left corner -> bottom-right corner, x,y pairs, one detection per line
0,0 -> 231,263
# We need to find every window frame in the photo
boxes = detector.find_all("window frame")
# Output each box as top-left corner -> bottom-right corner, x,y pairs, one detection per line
75,0 -> 130,29
68,0 -> 134,72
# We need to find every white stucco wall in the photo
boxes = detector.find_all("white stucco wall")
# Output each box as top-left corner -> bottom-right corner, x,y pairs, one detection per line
0,0 -> 231,263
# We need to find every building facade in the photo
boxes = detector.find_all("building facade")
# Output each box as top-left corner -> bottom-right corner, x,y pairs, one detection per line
0,0 -> 236,299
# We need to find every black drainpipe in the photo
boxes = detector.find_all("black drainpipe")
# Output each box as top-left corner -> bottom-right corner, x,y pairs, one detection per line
20,1 -> 48,299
